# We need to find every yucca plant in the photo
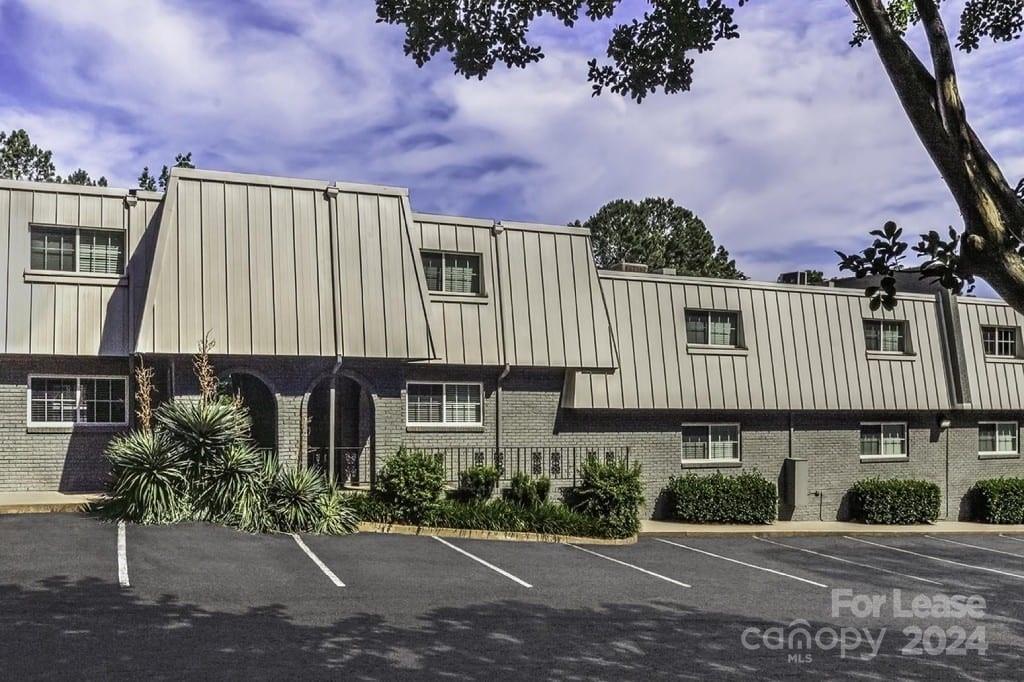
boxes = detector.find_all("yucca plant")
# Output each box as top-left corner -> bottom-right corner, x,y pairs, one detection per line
155,397 -> 250,469
98,430 -> 189,524
269,465 -> 328,533
195,442 -> 269,528
313,483 -> 361,535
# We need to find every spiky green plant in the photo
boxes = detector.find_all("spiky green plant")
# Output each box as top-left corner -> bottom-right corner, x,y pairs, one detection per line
314,483 -> 361,535
195,442 -> 269,528
98,430 -> 188,524
269,465 -> 328,533
155,397 -> 250,469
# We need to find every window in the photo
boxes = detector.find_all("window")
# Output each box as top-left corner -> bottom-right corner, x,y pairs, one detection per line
406,382 -> 482,426
681,424 -> 740,462
979,422 -> 1018,455
29,226 -> 125,275
859,423 -> 908,459
421,251 -> 482,295
864,320 -> 906,353
28,376 -> 128,426
685,310 -> 739,347
982,326 -> 1017,358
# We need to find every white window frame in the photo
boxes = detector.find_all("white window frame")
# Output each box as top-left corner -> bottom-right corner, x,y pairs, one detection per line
684,309 -> 741,348
29,224 -> 127,276
978,421 -> 1019,456
981,325 -> 1017,358
680,423 -> 741,463
27,374 -> 130,427
420,250 -> 484,295
859,421 -> 908,460
405,381 -> 484,427
864,319 -> 908,354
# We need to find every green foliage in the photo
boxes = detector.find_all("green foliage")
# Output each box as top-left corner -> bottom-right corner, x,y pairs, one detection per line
457,465 -> 500,502
664,471 -> 777,524
314,484 -> 361,535
268,465 -> 329,533
849,478 -> 941,524
423,499 -> 606,537
0,129 -> 56,182
972,478 -> 1024,524
580,197 -> 744,279
58,168 -> 108,187
195,442 -> 268,528
159,152 -> 195,191
346,492 -> 394,523
503,472 -> 550,508
374,449 -> 447,523
97,431 -> 189,524
155,397 -> 250,468
563,458 -> 644,539
138,167 -> 158,192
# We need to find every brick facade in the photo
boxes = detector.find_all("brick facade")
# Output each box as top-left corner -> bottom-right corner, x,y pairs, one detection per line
4,355 -> 1022,520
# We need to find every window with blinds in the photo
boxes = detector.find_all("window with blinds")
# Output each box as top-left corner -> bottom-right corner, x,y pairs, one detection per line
29,226 -> 125,275
864,320 -> 906,353
684,310 -> 739,347
681,424 -> 740,462
420,251 -> 482,295
406,382 -> 482,426
859,423 -> 908,459
29,376 -> 128,425
979,422 -> 1018,455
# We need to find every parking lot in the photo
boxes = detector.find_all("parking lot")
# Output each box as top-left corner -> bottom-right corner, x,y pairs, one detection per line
2,514 -> 1023,679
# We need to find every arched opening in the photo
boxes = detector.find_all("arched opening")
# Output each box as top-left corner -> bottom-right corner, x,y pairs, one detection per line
222,371 -> 278,453
307,374 -> 374,485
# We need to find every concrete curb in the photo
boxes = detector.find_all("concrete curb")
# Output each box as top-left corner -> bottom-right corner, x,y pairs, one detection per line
357,521 -> 637,545
0,493 -> 103,515
0,502 -> 93,514
640,523 -> 1024,538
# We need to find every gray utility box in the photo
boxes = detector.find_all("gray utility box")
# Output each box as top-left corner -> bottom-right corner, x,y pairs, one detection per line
783,457 -> 808,508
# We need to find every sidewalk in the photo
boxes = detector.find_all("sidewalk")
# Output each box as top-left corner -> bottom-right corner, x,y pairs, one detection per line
0,491 -> 102,514
640,519 -> 1024,537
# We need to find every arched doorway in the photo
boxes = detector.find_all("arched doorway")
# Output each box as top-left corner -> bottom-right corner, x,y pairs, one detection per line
307,374 -> 373,485
222,371 -> 278,453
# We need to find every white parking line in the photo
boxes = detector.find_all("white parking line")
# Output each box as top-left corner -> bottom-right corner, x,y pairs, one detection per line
1000,534 -> 1024,545
432,536 -> 532,588
755,537 -> 941,586
656,538 -> 828,589
568,544 -> 691,588
926,535 -> 1024,559
117,521 -> 129,588
844,536 -> 1024,580
291,533 -> 345,587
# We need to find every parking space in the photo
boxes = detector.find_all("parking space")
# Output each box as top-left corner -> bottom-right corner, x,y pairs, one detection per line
3,515 -> 1024,678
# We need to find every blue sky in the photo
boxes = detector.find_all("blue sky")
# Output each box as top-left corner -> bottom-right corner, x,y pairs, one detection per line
0,0 -> 1020,289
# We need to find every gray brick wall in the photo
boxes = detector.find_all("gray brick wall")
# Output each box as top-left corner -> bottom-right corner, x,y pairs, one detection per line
5,355 -> 1022,521
0,355 -> 130,492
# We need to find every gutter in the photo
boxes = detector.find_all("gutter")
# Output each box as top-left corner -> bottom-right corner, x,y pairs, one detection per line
493,219 -> 511,452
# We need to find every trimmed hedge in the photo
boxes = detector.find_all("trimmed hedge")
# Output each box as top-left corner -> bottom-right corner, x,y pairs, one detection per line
972,478 -> 1024,524
373,449 -> 446,523
457,465 -> 501,502
562,459 -> 644,539
849,478 -> 941,524
425,500 -> 605,537
503,472 -> 551,507
664,471 -> 777,524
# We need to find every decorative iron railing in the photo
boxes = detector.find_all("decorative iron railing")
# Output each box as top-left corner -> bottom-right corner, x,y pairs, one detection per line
408,446 -> 630,487
306,446 -> 372,486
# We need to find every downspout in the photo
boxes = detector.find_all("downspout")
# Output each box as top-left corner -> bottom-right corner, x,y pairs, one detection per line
325,185 -> 342,481
492,219 -> 511,453
328,358 -> 342,484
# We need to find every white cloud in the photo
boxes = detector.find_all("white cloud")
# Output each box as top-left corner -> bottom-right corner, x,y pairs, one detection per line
0,0 -> 1019,288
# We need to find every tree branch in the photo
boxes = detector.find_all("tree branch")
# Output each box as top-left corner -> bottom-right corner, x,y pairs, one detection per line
913,1 -> 971,150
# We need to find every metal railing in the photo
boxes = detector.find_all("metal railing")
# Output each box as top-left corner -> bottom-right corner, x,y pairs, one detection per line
407,446 -> 630,487
307,446 -> 372,486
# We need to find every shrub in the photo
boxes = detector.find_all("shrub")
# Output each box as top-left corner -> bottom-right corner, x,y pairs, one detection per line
196,442 -> 267,522
849,478 -> 941,524
664,471 -> 777,524
313,484 -> 361,535
503,472 -> 550,508
98,431 -> 189,524
155,397 -> 250,469
346,492 -> 393,523
972,478 -> 1024,524
563,459 -> 644,539
424,499 -> 606,537
373,449 -> 446,523
268,465 -> 329,532
458,465 -> 500,502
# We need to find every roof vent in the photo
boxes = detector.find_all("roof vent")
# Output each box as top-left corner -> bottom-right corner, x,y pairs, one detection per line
650,267 -> 676,276
609,262 -> 649,273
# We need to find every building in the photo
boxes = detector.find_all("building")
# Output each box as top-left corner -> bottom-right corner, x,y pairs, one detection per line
1,168 -> 1021,520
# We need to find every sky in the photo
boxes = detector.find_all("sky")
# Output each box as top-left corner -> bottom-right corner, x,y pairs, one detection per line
0,0 -> 1020,290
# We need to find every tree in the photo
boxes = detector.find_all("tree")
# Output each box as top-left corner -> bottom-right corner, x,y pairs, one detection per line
158,152 -> 194,191
138,167 -> 158,192
578,197 -> 744,279
58,168 -> 108,187
375,1 -> 1024,312
0,129 -> 56,182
